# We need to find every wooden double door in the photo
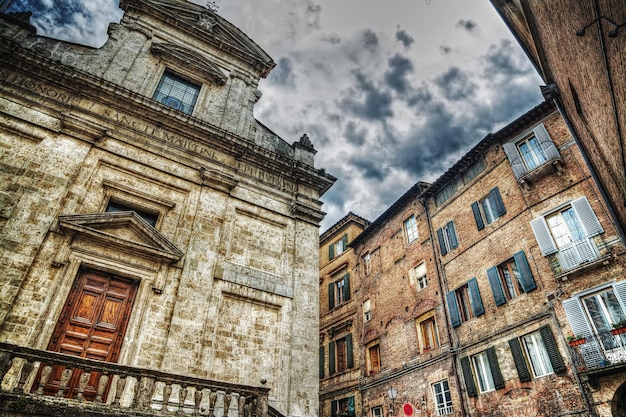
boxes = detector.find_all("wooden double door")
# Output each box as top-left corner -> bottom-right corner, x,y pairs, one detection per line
35,269 -> 138,400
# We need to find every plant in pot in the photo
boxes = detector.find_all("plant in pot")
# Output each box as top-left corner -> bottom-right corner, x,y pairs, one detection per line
611,319 -> 626,335
567,334 -> 586,346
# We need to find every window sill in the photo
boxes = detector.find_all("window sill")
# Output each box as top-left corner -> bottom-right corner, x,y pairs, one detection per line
518,158 -> 564,190
555,254 -> 613,281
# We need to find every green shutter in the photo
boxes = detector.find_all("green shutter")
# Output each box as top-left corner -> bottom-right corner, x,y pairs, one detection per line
447,221 -> 458,249
319,346 -> 325,378
348,396 -> 355,417
539,325 -> 565,373
437,227 -> 448,255
346,334 -> 354,368
514,251 -> 536,293
508,338 -> 531,382
468,277 -> 484,317
446,291 -> 461,328
328,283 -> 335,310
487,266 -> 506,306
343,274 -> 351,302
490,187 -> 506,217
472,201 -> 484,230
487,347 -> 505,389
342,233 -> 348,248
329,243 -> 335,259
329,342 -> 336,375
460,356 -> 477,397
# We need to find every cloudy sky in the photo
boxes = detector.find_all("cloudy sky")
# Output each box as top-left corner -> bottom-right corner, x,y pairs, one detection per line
8,0 -> 545,232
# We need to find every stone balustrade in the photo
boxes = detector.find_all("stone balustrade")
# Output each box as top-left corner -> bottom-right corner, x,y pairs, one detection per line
0,342 -> 269,416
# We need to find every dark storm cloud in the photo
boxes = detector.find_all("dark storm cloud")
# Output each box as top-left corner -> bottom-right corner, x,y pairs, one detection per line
434,66 -> 478,101
344,121 -> 367,146
395,28 -> 414,49
482,39 -> 534,78
384,53 -> 414,94
406,83 -> 434,107
338,70 -> 393,121
456,19 -> 477,32
362,29 -> 379,53
268,57 -> 296,88
348,156 -> 387,181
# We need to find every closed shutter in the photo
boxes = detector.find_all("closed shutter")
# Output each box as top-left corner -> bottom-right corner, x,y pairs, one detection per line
329,242 -> 335,260
472,202 -> 484,230
614,281 -> 626,310
446,291 -> 461,328
348,396 -> 355,417
341,234 -> 349,249
490,187 -> 506,217
503,141 -> 527,179
539,325 -> 565,373
563,297 -> 603,368
319,346 -> 325,378
530,217 -> 558,256
328,283 -> 335,310
514,251 -> 537,293
487,266 -> 506,306
329,342 -> 336,375
533,124 -> 560,160
486,347 -> 505,389
508,338 -> 531,382
343,274 -> 351,302
571,197 -> 603,237
468,277 -> 484,317
346,334 -> 354,368
447,221 -> 458,249
437,228 -> 448,255
460,356 -> 477,397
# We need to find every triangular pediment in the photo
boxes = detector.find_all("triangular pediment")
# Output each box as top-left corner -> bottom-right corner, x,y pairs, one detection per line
122,0 -> 275,77
59,212 -> 184,263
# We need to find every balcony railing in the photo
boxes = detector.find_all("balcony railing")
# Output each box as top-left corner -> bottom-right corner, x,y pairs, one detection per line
555,238 -> 599,271
0,342 -> 269,416
567,329 -> 626,372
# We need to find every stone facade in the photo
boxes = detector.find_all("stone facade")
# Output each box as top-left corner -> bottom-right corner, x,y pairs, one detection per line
0,1 -> 334,416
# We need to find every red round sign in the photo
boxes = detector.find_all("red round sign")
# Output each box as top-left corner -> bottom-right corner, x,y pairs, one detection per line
403,403 -> 414,416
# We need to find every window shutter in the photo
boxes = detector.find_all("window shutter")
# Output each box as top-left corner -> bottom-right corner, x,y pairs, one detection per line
487,266 -> 506,306
490,187 -> 506,217
539,325 -> 565,373
348,396 -> 355,417
328,283 -> 335,310
319,346 -> 325,378
342,233 -> 349,248
329,342 -> 336,375
460,356 -> 477,397
508,338 -> 531,382
513,251 -> 536,293
503,142 -> 526,179
533,124 -> 560,160
468,277 -> 484,317
346,334 -> 354,368
614,281 -> 626,309
486,347 -> 505,390
562,297 -> 604,368
446,291 -> 461,328
472,202 -> 484,230
331,400 -> 338,417
571,197 -> 603,237
447,221 -> 458,249
437,228 -> 448,255
343,274 -> 351,302
530,217 -> 558,256
329,243 -> 335,260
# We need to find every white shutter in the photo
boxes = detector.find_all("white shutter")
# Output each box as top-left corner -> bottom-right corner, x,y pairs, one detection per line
614,281 -> 626,311
533,123 -> 560,160
563,297 -> 603,368
530,217 -> 558,256
502,142 -> 527,179
571,197 -> 603,237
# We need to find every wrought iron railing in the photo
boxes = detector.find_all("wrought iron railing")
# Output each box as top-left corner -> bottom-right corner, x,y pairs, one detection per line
567,329 -> 626,372
0,342 -> 269,416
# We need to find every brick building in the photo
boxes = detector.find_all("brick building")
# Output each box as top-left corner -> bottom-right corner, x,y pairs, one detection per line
323,101 -> 626,417
0,1 -> 334,416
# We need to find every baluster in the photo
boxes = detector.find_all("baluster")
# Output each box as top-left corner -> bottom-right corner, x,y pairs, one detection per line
198,388 -> 212,416
35,365 -> 53,395
120,375 -> 137,408
113,374 -> 126,406
13,360 -> 34,393
56,367 -> 73,397
167,383 -> 182,412
94,372 -> 109,403
238,395 -> 246,417
258,393 -> 268,417
135,377 -> 154,410
75,371 -> 91,401
228,392 -> 240,417
214,390 -> 225,417
150,381 -> 166,410
183,386 -> 197,415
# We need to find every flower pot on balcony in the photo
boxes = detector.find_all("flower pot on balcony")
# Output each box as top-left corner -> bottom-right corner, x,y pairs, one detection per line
611,327 -> 626,335
568,338 -> 586,347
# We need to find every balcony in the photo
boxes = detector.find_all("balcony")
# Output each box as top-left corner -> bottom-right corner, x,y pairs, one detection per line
0,342 -> 269,417
550,237 -> 612,277
567,329 -> 626,386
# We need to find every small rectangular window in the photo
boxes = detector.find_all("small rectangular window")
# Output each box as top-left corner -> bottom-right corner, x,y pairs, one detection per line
432,380 -> 453,416
472,187 -> 505,230
522,331 -> 554,377
404,215 -> 418,243
411,263 -> 428,290
435,178 -> 461,206
456,284 -> 473,322
106,200 -> 158,227
371,406 -> 383,417
363,299 -> 372,322
517,135 -> 548,171
472,351 -> 495,393
329,234 -> 348,260
153,70 -> 200,114
419,315 -> 439,352
437,221 -> 458,255
461,157 -> 486,184
362,253 -> 371,275
367,342 -> 381,374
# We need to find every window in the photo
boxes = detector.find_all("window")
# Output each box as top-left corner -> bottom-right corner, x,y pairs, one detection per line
508,325 -> 564,382
461,157 -> 486,184
530,197 -> 603,271
432,380 -> 453,416
447,278 -> 484,327
410,263 -> 428,290
153,70 -> 200,114
404,215 -> 418,243
363,299 -> 372,322
329,335 -> 354,375
503,123 -> 561,179
328,272 -> 350,310
362,252 -> 371,275
366,341 -> 381,374
417,313 -> 439,352
461,347 -> 504,397
106,200 -> 158,227
331,397 -> 355,417
329,234 -> 348,260
436,221 -> 458,256
487,251 -> 537,306
371,406 -> 383,417
471,187 -> 506,230
435,177 -> 462,206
